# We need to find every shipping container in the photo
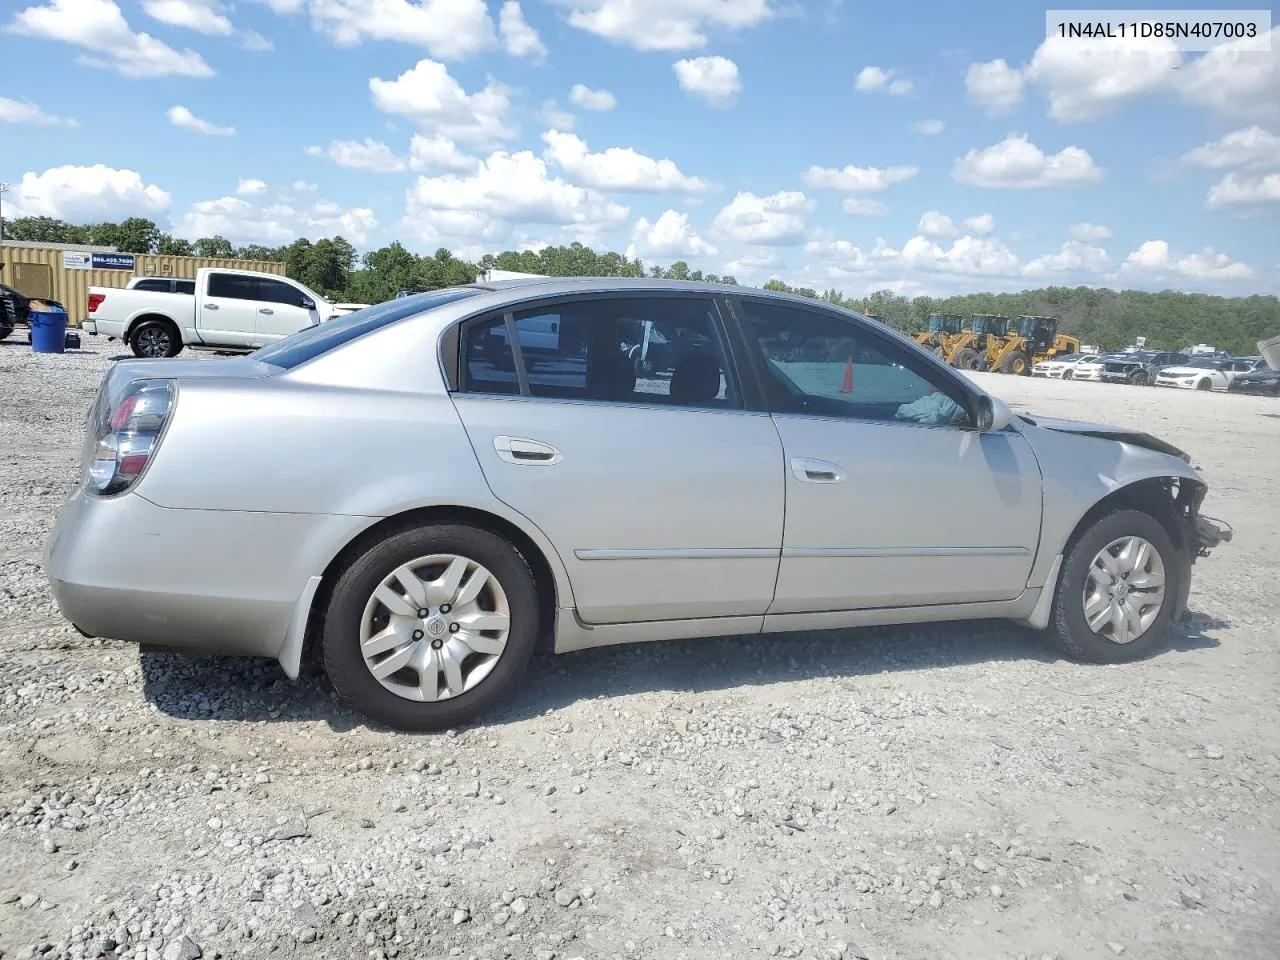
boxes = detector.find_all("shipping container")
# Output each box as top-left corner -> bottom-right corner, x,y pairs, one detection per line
0,241 -> 287,325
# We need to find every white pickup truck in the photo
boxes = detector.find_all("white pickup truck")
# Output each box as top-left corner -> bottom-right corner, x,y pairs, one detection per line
83,267 -> 369,358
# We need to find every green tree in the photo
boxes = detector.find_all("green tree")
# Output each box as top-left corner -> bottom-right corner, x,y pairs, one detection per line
194,236 -> 234,258
156,234 -> 195,256
4,216 -> 88,243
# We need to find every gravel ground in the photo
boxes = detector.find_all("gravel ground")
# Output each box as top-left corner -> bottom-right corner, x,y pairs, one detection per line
1,335 -> 1277,960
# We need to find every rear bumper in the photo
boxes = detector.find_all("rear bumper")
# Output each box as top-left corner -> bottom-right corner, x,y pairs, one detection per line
81,320 -> 98,335
44,488 -> 364,660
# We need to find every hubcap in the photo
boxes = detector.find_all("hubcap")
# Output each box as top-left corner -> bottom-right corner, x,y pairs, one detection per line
138,328 -> 169,357
1082,536 -> 1166,644
359,554 -> 510,702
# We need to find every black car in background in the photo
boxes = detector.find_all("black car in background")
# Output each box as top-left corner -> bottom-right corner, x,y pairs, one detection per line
0,283 -> 67,341
1228,365 -> 1280,396
1098,350 -> 1184,385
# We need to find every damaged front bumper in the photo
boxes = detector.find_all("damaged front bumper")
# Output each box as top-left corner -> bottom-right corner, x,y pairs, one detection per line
1194,515 -> 1233,557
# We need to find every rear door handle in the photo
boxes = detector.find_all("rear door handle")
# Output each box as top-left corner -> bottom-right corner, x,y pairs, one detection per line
204,303 -> 219,310
494,436 -> 563,465
259,308 -> 274,315
790,457 -> 844,483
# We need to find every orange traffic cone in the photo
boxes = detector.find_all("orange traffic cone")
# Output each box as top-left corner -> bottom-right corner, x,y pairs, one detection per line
841,356 -> 854,393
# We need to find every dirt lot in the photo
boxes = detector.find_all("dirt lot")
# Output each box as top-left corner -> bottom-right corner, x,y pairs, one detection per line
1,335 -> 1277,960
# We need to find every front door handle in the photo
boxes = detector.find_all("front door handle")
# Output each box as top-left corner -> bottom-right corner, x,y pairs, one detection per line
259,308 -> 274,315
204,303 -> 219,310
790,457 -> 844,483
494,436 -> 563,465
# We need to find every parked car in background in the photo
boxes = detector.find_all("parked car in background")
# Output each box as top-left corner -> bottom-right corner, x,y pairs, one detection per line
83,267 -> 370,358
1227,365 -> 1280,396
0,282 -> 66,341
1100,351 -> 1184,385
1032,352 -> 1098,379
1070,355 -> 1105,381
1155,356 -> 1231,392
45,277 -> 1231,730
1223,356 -> 1267,381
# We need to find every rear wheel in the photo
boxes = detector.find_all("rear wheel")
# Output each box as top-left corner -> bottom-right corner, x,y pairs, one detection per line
321,524 -> 539,731
951,347 -> 980,370
130,319 -> 182,358
1047,509 -> 1182,664
1062,368 -> 1073,380
1000,350 -> 1030,375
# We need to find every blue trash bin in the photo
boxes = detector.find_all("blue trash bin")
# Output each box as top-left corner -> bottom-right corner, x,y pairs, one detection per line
30,308 -> 69,354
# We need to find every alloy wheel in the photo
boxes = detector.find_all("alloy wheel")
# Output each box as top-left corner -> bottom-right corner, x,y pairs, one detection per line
137,327 -> 171,358
1081,536 -> 1166,644
359,554 -> 510,702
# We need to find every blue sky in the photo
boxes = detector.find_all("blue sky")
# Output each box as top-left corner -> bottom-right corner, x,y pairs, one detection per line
2,0 -> 1278,297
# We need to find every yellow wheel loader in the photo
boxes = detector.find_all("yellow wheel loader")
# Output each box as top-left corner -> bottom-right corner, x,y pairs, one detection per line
985,316 -> 1081,375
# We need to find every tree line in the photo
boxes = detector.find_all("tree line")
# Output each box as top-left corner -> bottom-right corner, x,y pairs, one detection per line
5,215 -> 1277,355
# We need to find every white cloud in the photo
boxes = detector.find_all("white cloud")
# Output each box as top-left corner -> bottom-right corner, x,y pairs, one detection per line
291,180 -> 318,192
141,0 -> 231,34
541,130 -> 712,193
308,0 -> 496,59
802,163 -> 918,192
1022,240 -> 1111,277
965,59 -> 1023,116
540,100 -> 575,130
167,105 -> 235,136
626,209 -> 717,259
911,119 -> 945,135
1177,28 -> 1280,122
952,134 -> 1102,189
895,235 -> 1022,276
673,56 -> 740,107
5,164 -> 170,223
963,213 -> 995,235
1025,34 -> 1179,123
241,29 -> 273,50
1183,127 -> 1280,171
569,84 -> 616,111
0,96 -> 75,126
403,149 -> 629,247
409,134 -> 479,172
1121,240 -> 1253,281
842,197 -> 888,216
307,137 -> 407,173
1069,222 -> 1112,242
177,195 -> 378,245
855,65 -> 912,95
10,0 -> 214,77
369,58 -> 514,146
236,177 -> 267,196
498,1 -> 545,61
552,0 -> 775,52
918,210 -> 956,237
1205,172 -> 1280,213
711,190 -> 814,245
723,247 -> 783,280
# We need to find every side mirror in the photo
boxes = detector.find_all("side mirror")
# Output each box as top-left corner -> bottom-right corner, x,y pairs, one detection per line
976,394 -> 1011,432
300,296 -> 316,310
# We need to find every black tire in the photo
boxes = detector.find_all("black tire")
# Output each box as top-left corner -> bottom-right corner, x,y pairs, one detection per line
0,323 -> 11,342
1128,369 -> 1149,386
1000,350 -> 1030,376
1047,509 -> 1183,664
130,319 -> 182,358
975,350 -> 990,372
951,347 -> 980,370
321,523 -> 539,731
1062,368 -> 1073,380
1196,378 -> 1212,391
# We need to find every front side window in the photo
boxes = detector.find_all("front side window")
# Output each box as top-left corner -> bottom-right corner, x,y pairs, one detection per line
258,278 -> 307,306
735,298 -> 974,428
461,296 -> 739,410
206,273 -> 258,301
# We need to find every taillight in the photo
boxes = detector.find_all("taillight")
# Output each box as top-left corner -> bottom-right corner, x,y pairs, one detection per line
84,379 -> 175,496
87,292 -> 106,313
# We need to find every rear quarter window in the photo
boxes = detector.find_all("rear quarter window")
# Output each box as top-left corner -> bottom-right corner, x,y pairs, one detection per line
253,287 -> 483,369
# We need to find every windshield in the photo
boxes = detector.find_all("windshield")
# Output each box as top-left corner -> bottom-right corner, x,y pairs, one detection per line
253,287 -> 483,369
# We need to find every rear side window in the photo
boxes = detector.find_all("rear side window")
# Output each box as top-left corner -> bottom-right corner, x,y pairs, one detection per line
175,280 -> 196,296
461,296 -> 739,409
132,278 -> 170,292
207,273 -> 258,301
254,287 -> 483,369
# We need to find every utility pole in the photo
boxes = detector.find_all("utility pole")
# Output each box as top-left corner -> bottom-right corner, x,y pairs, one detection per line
0,182 -> 8,241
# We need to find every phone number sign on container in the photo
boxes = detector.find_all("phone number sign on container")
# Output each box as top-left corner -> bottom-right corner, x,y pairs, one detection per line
1045,10 -> 1271,51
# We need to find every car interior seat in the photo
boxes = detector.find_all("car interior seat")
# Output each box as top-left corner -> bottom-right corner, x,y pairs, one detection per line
669,352 -> 722,405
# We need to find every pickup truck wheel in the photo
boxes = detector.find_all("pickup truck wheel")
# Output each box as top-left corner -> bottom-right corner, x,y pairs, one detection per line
0,323 -> 11,342
1047,509 -> 1183,664
321,524 -> 539,731
130,319 -> 182,358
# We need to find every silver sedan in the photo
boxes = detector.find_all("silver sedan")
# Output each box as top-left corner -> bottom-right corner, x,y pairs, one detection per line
45,279 -> 1231,730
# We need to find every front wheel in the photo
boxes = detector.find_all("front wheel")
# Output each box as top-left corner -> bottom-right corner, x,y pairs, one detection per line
1047,509 -> 1183,664
1000,350 -> 1030,376
321,524 -> 539,731
1196,378 -> 1212,391
1128,369 -> 1150,386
